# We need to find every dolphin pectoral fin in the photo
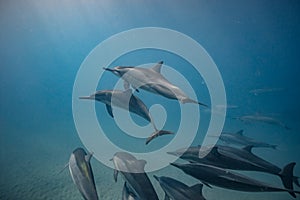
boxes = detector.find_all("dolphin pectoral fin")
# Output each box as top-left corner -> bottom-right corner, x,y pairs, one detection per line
145,130 -> 174,145
113,169 -> 119,182
106,104 -> 114,118
242,145 -> 254,153
188,184 -> 204,197
152,61 -> 163,73
57,162 -> 69,175
202,181 -> 212,188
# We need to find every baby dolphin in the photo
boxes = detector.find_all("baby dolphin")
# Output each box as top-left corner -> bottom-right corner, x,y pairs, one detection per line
103,61 -> 207,107
171,162 -> 300,198
79,89 -> 173,145
111,152 -> 159,200
69,148 -> 98,200
153,175 -> 206,200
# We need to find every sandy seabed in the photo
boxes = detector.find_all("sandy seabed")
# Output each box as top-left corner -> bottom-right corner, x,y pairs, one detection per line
0,126 -> 298,200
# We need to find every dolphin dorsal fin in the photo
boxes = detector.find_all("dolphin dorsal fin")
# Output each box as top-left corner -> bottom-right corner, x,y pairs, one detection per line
236,130 -> 244,135
152,61 -> 163,73
85,152 -> 93,163
137,159 -> 147,169
243,145 -> 254,153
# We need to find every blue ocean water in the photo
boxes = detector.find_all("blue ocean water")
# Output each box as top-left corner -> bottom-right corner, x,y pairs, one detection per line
1,0 -> 300,199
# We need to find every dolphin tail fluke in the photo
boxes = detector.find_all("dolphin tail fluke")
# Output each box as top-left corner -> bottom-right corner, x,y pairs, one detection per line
182,98 -> 208,107
146,130 -> 174,145
293,176 -> 300,187
279,162 -> 296,198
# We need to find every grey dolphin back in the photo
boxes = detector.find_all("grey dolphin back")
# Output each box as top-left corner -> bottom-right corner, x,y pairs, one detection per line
112,152 -> 159,200
154,175 -> 206,200
170,162 -> 300,198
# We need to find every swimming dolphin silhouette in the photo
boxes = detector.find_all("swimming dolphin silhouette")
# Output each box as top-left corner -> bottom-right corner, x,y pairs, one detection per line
153,175 -> 206,200
79,89 -> 173,145
68,148 -> 98,200
103,61 -> 207,107
233,115 -> 290,130
212,130 -> 277,149
168,145 -> 299,192
111,152 -> 159,200
171,162 -> 300,198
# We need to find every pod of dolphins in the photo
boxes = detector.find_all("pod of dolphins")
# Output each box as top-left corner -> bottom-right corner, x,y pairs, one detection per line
79,61 -> 206,145
64,61 -> 299,199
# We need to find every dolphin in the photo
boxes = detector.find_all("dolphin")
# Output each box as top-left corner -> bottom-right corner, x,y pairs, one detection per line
168,145 -> 300,190
249,87 -> 283,95
171,162 -> 300,198
68,148 -> 98,200
79,89 -> 173,144
103,61 -> 207,107
111,152 -> 159,200
214,130 -> 277,149
233,115 -> 290,130
153,175 -> 206,200
122,182 -> 138,200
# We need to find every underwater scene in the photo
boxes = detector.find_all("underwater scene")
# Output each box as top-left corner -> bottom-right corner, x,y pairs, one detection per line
1,0 -> 300,199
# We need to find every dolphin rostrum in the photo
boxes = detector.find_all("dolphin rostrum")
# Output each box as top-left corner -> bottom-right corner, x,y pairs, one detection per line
233,114 -> 290,130
168,145 -> 299,191
111,152 -> 159,200
68,148 -> 98,200
214,130 -> 278,149
103,61 -> 207,106
171,162 -> 300,198
153,175 -> 206,200
79,89 -> 173,144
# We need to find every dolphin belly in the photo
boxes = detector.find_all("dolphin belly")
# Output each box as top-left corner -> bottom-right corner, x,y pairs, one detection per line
69,149 -> 98,200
